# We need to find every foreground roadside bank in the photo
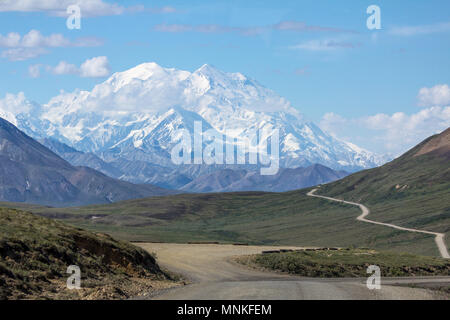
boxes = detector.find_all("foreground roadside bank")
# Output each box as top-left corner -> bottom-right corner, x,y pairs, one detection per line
0,209 -> 181,300
235,248 -> 450,277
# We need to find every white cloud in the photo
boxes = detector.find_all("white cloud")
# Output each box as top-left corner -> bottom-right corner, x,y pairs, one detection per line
0,30 -> 102,48
0,30 -> 69,48
49,61 -> 79,75
34,56 -> 111,78
0,0 -> 175,17
28,64 -> 41,78
320,107 -> 450,156
389,21 -> 450,36
1,47 -> 47,61
320,85 -> 450,155
417,84 -> 450,107
0,29 -> 103,60
0,92 -> 34,116
0,32 -> 21,47
0,0 -> 125,17
80,56 -> 110,77
291,39 -> 361,51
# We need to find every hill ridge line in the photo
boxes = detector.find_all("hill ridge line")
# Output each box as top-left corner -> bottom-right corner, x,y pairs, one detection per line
307,188 -> 450,259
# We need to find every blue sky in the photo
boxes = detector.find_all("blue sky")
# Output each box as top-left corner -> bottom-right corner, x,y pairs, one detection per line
0,0 -> 449,155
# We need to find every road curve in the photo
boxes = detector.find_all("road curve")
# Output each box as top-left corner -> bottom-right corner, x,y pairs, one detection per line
136,243 -> 450,300
307,188 -> 450,259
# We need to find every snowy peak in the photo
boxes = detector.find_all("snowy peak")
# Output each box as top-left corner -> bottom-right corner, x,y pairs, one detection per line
193,63 -> 247,86
195,63 -> 220,76
1,62 -> 387,173
105,62 -> 191,91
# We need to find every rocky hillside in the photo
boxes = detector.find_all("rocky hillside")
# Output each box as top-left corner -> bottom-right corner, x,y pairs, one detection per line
0,208 -> 177,299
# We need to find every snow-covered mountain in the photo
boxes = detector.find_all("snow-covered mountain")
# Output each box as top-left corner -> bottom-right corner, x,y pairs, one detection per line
1,62 -> 386,183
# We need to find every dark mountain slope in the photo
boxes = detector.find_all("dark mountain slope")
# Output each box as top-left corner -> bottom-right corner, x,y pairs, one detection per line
0,117 -> 175,206
39,138 -> 123,179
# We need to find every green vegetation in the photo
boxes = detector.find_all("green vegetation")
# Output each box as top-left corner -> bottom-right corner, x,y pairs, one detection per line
0,208 -> 175,299
3,130 -> 449,258
318,132 -> 450,251
236,248 -> 450,278
9,190 -> 440,257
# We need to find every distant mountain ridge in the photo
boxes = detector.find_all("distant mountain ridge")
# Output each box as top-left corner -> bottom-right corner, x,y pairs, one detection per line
0,118 -> 175,206
40,137 -> 349,192
2,63 -> 387,186
181,164 -> 349,193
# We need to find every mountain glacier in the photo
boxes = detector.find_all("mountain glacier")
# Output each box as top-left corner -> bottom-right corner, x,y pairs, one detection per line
1,62 -> 386,185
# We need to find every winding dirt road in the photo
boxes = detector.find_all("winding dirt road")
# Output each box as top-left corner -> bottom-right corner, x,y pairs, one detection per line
136,243 -> 450,300
307,188 -> 450,259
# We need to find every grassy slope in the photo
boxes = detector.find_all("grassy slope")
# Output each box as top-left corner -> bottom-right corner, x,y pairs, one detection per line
236,248 -> 450,277
0,208 -> 174,299
3,130 -> 448,258
14,190 -> 440,257
318,132 -> 450,251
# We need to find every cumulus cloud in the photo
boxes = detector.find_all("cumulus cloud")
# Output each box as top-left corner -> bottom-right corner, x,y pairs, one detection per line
320,107 -> 450,156
34,56 -> 111,78
389,21 -> 450,36
80,56 -> 110,77
0,92 -> 34,115
49,61 -> 79,75
0,29 -> 103,60
417,84 -> 450,107
0,30 -> 67,48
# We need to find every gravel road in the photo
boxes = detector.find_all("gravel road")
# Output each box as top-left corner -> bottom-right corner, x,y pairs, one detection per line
307,188 -> 450,259
136,243 -> 450,300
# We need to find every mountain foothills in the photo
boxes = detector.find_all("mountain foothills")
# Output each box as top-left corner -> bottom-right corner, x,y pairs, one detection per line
25,127 -> 450,257
1,63 -> 386,190
317,127 -> 450,242
0,118 -> 175,206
